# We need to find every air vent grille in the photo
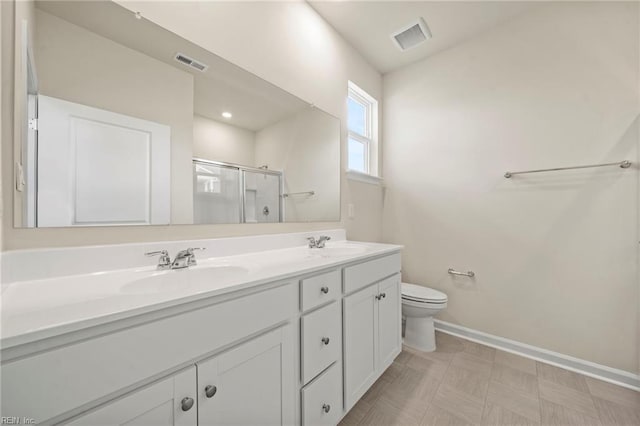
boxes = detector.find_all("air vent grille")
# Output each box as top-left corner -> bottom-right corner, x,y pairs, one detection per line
391,18 -> 432,51
174,53 -> 209,72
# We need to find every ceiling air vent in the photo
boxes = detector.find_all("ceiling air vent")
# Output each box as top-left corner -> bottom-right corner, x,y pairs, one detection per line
174,53 -> 209,72
391,18 -> 432,51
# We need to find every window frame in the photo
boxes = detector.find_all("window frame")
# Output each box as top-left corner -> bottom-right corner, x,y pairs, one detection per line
347,81 -> 378,177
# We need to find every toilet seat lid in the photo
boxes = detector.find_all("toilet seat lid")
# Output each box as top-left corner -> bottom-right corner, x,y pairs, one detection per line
401,282 -> 447,303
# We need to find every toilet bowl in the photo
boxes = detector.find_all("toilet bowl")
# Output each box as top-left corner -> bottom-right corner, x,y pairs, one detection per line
401,282 -> 447,352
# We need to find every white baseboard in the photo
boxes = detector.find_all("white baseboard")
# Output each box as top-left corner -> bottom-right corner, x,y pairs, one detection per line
434,320 -> 640,391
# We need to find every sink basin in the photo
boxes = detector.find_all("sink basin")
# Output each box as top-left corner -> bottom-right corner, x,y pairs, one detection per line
313,244 -> 367,257
120,265 -> 250,294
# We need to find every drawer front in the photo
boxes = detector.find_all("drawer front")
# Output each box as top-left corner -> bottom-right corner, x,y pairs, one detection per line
343,253 -> 401,294
300,269 -> 340,312
301,362 -> 342,426
1,283 -> 296,423
301,302 -> 341,384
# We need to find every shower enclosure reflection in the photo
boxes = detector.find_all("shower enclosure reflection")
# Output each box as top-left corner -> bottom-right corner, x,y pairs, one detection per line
193,160 -> 283,224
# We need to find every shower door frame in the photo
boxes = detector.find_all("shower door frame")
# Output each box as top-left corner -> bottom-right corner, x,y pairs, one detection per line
193,158 -> 284,223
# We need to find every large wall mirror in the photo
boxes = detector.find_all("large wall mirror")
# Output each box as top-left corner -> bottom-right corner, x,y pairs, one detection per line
13,0 -> 340,228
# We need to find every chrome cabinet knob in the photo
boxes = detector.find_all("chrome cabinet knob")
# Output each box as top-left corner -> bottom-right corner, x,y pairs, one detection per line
375,294 -> 381,300
381,292 -> 386,299
181,397 -> 194,412
320,286 -> 329,294
204,385 -> 217,398
321,337 -> 330,345
322,403 -> 331,413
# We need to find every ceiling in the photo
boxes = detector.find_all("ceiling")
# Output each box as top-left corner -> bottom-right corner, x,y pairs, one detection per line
35,1 -> 308,132
309,1 -> 539,74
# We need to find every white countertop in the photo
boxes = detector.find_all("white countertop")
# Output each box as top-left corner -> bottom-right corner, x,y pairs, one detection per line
1,240 -> 401,350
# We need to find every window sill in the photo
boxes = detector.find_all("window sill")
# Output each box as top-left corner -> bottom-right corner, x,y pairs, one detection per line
346,169 -> 384,186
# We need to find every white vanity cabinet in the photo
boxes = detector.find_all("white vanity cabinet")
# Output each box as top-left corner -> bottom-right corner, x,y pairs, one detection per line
64,368 -> 197,426
343,255 -> 402,410
1,245 -> 402,426
63,325 -> 294,426
1,282 -> 297,424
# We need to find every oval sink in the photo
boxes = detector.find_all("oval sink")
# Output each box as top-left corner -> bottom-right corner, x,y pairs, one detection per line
120,265 -> 249,294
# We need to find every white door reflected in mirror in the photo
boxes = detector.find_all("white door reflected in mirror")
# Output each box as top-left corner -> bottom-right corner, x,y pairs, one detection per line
36,95 -> 170,227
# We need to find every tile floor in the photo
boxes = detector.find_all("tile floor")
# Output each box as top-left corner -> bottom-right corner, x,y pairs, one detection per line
339,332 -> 640,426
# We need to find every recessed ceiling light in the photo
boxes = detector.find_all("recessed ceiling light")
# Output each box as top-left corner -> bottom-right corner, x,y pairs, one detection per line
221,112 -> 232,119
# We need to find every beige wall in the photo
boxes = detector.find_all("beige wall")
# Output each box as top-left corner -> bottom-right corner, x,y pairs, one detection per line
383,2 -> 639,373
193,115 -> 256,167
1,1 -> 384,249
255,108 -> 341,222
33,9 -> 195,224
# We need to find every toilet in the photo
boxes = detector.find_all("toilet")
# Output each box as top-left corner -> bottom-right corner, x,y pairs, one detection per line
401,282 -> 448,352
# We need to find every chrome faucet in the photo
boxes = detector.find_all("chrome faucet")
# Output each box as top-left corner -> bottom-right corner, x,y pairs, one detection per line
171,248 -> 205,269
145,248 -> 205,270
307,236 -> 331,248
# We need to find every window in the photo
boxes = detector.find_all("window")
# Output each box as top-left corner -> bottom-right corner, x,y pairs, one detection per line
347,81 -> 378,177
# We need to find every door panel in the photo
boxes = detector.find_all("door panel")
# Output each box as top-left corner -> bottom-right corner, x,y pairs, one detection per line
37,95 -> 170,227
65,367 -> 196,426
343,284 -> 378,410
197,326 -> 294,426
377,275 -> 402,370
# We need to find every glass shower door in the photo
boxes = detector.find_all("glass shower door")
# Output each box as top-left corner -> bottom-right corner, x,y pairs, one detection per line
193,161 -> 241,224
243,170 -> 281,223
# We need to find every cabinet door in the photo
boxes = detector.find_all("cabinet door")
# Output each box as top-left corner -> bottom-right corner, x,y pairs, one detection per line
65,367 -> 196,426
377,275 -> 402,371
343,284 -> 378,410
197,326 -> 294,426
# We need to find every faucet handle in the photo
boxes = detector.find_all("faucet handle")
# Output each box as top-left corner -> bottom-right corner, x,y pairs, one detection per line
317,236 -> 331,248
145,250 -> 171,269
186,247 -> 206,265
307,237 -> 317,248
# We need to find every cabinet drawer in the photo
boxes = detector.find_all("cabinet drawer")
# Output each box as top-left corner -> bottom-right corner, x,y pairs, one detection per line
300,269 -> 340,312
343,253 -> 401,294
301,302 -> 340,384
301,362 -> 342,426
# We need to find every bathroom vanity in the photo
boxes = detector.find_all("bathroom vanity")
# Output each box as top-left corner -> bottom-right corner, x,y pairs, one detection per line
2,2 -> 401,423
0,232 -> 402,425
